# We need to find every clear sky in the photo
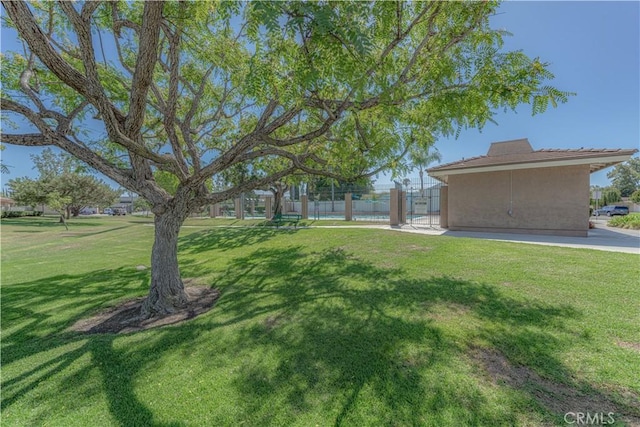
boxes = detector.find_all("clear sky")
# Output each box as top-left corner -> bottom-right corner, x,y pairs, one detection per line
1,1 -> 639,190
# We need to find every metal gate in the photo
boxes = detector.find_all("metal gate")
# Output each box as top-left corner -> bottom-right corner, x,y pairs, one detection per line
401,176 -> 442,228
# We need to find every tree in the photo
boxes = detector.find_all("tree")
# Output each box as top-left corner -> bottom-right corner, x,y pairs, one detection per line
30,147 -> 86,181
308,176 -> 374,201
607,158 -> 640,197
8,148 -> 120,218
46,191 -> 72,231
269,181 -> 289,217
630,190 -> 640,204
407,138 -> 442,196
1,1 -> 571,317
6,177 -> 49,208
133,197 -> 152,216
8,174 -> 119,218
602,187 -> 622,206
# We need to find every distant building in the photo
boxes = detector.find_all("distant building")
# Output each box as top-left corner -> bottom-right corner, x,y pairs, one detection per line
0,197 -> 15,210
428,138 -> 638,236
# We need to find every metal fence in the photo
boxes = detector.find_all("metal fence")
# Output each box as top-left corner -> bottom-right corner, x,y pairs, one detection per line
399,177 -> 442,228
208,178 -> 444,227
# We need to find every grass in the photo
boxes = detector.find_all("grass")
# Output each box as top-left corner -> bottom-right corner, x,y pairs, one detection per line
2,216 -> 639,426
608,213 -> 640,229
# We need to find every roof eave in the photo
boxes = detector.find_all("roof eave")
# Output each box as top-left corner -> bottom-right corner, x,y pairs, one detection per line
427,154 -> 636,184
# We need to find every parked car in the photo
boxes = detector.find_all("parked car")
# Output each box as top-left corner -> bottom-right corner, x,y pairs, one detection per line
593,205 -> 629,216
103,208 -> 113,215
111,208 -> 127,216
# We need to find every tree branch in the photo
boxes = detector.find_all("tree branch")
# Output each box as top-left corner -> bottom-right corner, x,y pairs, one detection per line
160,19 -> 191,178
125,1 -> 164,137
202,166 -> 298,205
0,133 -> 49,146
2,1 -> 89,97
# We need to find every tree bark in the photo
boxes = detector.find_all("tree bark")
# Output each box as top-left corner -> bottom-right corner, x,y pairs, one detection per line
141,210 -> 189,317
58,212 -> 69,230
270,183 -> 288,218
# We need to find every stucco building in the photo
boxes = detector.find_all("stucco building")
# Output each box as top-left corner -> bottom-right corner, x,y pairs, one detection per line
427,139 -> 638,237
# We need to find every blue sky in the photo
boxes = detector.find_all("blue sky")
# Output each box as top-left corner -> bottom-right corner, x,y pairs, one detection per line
1,1 -> 639,190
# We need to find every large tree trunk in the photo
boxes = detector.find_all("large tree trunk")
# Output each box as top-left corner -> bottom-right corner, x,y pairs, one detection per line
270,183 -> 288,218
141,210 -> 189,317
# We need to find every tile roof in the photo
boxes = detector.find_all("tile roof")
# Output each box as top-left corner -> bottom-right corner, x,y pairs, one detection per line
427,139 -> 638,178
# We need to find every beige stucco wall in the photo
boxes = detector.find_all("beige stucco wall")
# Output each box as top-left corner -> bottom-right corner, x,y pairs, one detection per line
446,165 -> 590,236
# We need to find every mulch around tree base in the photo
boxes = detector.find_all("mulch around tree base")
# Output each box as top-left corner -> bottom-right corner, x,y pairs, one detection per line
70,285 -> 220,334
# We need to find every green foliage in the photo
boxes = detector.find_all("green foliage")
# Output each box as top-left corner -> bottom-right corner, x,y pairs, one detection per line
133,197 -> 151,213
608,213 -> 640,230
607,158 -> 640,197
0,210 -> 43,218
307,176 -> 374,201
602,187 -> 622,205
154,171 -> 180,196
0,144 -> 9,174
8,174 -> 119,218
630,189 -> 640,204
2,1 -> 572,208
30,148 -> 87,179
6,177 -> 50,207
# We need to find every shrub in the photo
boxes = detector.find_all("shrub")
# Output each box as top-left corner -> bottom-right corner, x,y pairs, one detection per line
0,211 -> 43,218
608,213 -> 640,229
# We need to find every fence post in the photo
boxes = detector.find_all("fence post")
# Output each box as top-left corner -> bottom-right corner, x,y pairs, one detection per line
345,193 -> 352,221
440,186 -> 448,228
390,189 -> 399,226
400,190 -> 407,224
301,195 -> 309,219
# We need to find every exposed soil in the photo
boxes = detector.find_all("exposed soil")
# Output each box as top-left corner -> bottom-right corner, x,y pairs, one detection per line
472,347 -> 640,425
617,341 -> 640,353
70,285 -> 219,335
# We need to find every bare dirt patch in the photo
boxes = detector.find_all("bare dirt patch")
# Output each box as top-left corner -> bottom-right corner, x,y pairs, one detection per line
70,285 -> 219,335
425,302 -> 470,321
407,244 -> 433,252
472,347 -> 640,425
617,341 -> 640,353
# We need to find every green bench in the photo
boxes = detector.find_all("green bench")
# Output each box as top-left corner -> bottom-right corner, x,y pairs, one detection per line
271,213 -> 302,228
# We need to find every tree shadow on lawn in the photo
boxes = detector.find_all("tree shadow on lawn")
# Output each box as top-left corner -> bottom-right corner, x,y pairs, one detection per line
1,266 -> 190,427
207,246 -> 640,425
2,228 -> 638,426
178,226 -> 299,253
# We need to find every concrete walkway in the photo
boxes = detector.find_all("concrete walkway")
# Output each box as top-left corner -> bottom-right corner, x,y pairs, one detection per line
385,223 -> 640,254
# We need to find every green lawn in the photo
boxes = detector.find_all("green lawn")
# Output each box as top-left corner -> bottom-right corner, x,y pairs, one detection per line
2,216 -> 639,426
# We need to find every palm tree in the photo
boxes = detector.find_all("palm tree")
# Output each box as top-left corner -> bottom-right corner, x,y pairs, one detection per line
409,146 -> 442,196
